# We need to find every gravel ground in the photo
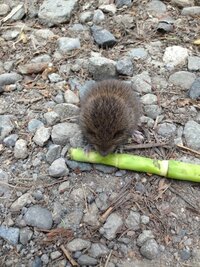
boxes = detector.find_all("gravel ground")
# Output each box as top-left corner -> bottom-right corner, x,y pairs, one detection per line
0,0 -> 200,266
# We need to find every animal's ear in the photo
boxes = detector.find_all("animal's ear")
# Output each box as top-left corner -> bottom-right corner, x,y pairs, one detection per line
113,129 -> 125,138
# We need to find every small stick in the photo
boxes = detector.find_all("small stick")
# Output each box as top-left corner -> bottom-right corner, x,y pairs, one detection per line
100,206 -> 114,223
60,245 -> 79,266
177,144 -> 200,157
104,250 -> 113,267
81,182 -> 88,212
124,142 -> 168,150
44,178 -> 68,188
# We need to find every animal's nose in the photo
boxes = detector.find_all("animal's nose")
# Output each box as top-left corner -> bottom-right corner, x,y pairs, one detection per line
100,151 -> 108,157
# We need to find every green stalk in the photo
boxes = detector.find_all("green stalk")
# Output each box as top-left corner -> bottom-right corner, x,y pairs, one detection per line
69,148 -> 200,182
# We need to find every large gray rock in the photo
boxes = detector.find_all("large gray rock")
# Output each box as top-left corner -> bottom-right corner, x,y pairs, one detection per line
38,0 -> 78,26
24,205 -> 53,229
91,25 -> 117,48
0,72 -> 22,92
48,158 -> 69,177
140,239 -> 159,260
33,126 -> 51,146
188,56 -> 200,71
163,46 -> 188,68
77,255 -> 97,266
169,71 -> 196,89
181,6 -> 200,16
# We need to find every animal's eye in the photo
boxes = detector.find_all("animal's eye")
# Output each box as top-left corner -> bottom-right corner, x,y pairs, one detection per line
113,130 -> 124,138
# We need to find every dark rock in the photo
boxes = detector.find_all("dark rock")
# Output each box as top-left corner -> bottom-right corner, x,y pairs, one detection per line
91,25 -> 117,48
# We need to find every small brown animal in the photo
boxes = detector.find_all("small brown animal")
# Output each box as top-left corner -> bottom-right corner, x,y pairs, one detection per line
79,79 -> 141,156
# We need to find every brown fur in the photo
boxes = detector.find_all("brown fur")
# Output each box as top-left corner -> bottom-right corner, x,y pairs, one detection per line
79,80 -> 141,156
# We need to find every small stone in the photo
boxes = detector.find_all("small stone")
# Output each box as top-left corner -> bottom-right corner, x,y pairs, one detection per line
60,209 -> 83,230
14,139 -> 28,159
181,6 -> 200,16
131,71 -> 152,93
53,103 -> 79,118
146,0 -> 167,15
32,256 -> 42,267
188,77 -> 200,99
3,134 -> 18,147
31,54 -> 51,63
140,239 -> 159,259
116,57 -> 134,76
24,205 -> 53,230
2,30 -> 20,41
33,126 -> 51,147
38,0 -> 78,26
179,249 -> 191,261
58,181 -> 70,193
144,105 -> 162,119
77,255 -> 98,266
89,243 -> 109,258
141,94 -> 157,105
163,46 -> 188,68
66,160 -> 92,172
80,11 -> 93,23
10,192 -> 32,212
48,73 -> 63,83
64,90 -> 79,104
41,254 -> 49,264
169,71 -> 196,89
49,158 -> 69,178
10,4 -> 25,21
46,144 -> 61,164
171,0 -> 194,8
141,215 -> 150,225
93,9 -> 105,24
51,122 -> 80,145
0,4 -> 10,15
19,228 -> 33,245
34,29 -> 55,40
184,120 -> 200,150
0,169 -> 10,196
57,37 -> 80,54
88,55 -> 116,80
50,251 -> 62,260
83,203 -> 100,227
115,0 -> 132,8
0,115 -> 15,140
27,119 -> 44,133
128,48 -> 148,60
125,211 -> 141,230
188,56 -> 200,71
99,4 -> 116,14
0,226 -> 19,245
32,190 -> 44,201
91,25 -> 117,48
94,164 -> 116,174
99,213 -> 123,240
157,123 -> 176,138
44,111 -> 60,126
67,238 -> 91,252
137,230 -> 155,246
0,72 -> 22,92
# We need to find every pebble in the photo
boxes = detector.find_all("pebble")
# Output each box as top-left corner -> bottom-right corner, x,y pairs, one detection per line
31,54 -> 51,63
66,160 -> 92,172
0,115 -> 15,140
83,203 -> 100,227
2,30 -> 20,41
32,256 -> 42,267
88,55 -> 116,80
80,11 -> 93,23
60,209 -> 83,230
0,226 -> 19,245
0,169 -> 10,196
32,190 -> 44,201
94,164 -> 116,174
0,72 -> 22,92
41,254 -> 49,264
184,120 -> 200,150
144,105 -> 162,119
77,255 -> 98,266
38,0 -> 78,26
188,77 -> 200,99
67,238 -> 91,252
0,4 -> 10,15
116,57 -> 134,76
137,230 -> 155,246
125,211 -> 141,230
171,0 -> 194,7
140,239 -> 159,260
115,0 -> 132,8
91,25 -> 117,48
10,192 -> 32,212
14,139 -> 28,159
27,119 -> 44,133
57,37 -> 80,54
141,215 -> 150,225
141,94 -> 157,105
179,249 -> 191,261
163,46 -> 188,68
24,205 -> 53,229
64,90 -> 79,104
181,6 -> 200,16
99,4 -> 116,14
128,48 -> 148,60
93,9 -> 105,24
50,251 -> 62,260
10,4 -> 25,21
58,181 -> 70,193
44,111 -> 60,126
34,29 -> 55,40
51,122 -> 80,145
33,126 -> 51,147
19,228 -> 33,245
146,0 -> 167,15
89,243 -> 109,258
131,71 -> 152,93
49,158 -> 69,177
53,103 -> 79,118
3,134 -> 18,147
46,144 -> 61,164
188,56 -> 200,71
157,123 -> 177,138
169,71 -> 196,89
48,73 -> 63,83
99,213 -> 123,240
